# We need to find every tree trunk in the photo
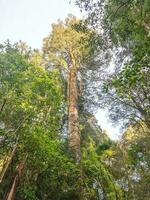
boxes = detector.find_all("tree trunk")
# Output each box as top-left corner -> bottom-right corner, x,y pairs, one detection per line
0,140 -> 18,184
5,175 -> 18,200
68,66 -> 81,163
4,155 -> 27,200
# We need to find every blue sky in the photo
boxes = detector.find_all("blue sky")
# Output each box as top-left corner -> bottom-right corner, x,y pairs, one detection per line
0,0 -> 121,140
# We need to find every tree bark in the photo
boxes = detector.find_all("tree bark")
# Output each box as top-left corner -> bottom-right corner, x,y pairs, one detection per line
68,66 -> 81,163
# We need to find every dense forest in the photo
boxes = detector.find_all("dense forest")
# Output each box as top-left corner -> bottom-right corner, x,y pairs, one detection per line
0,0 -> 150,199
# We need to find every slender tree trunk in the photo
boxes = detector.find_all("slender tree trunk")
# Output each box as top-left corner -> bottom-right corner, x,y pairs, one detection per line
5,175 -> 18,200
4,155 -> 27,200
0,139 -> 18,183
68,66 -> 81,163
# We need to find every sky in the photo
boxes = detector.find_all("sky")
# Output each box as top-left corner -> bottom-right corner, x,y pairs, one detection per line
0,0 -> 121,140
0,0 -> 82,48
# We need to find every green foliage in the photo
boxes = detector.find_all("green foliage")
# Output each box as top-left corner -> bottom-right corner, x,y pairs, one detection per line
0,42 -> 64,199
1,41 -> 118,200
43,15 -> 100,71
36,156 -> 81,200
75,0 -> 149,130
82,139 -> 124,200
111,123 -> 150,200
103,40 -> 150,127
105,0 -> 150,45
16,185 -> 39,200
1,3 -> 150,198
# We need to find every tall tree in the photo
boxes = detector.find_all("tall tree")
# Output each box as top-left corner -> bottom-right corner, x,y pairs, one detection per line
43,15 -> 98,162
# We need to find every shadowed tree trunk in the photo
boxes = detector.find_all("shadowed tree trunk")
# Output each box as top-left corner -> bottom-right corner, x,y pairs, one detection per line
68,66 -> 81,163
